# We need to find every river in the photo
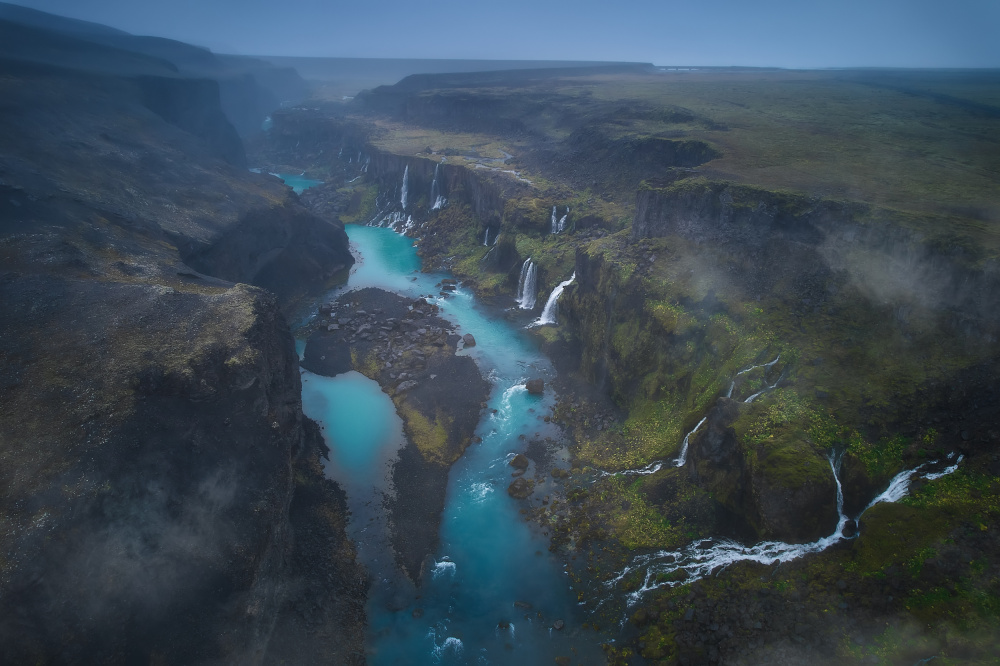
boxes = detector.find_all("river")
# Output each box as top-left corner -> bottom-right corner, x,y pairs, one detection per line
297,224 -> 606,665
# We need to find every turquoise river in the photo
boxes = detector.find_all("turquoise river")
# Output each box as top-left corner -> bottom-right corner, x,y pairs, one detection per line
296,224 -> 606,665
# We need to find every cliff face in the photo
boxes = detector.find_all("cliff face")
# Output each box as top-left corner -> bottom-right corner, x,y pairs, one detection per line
137,74 -> 247,167
559,179 -> 1000,544
0,32 -> 361,664
632,180 -> 1000,332
0,281 -> 299,663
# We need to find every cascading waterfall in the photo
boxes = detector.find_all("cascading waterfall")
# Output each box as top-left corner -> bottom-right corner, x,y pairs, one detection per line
727,354 -> 780,398
602,451 -> 963,611
530,273 -> 575,326
673,417 -> 708,467
483,227 -> 490,246
550,206 -> 558,234
601,354 -> 785,477
368,210 -> 415,233
400,165 -> 409,210
558,207 -> 569,232
516,259 -> 538,310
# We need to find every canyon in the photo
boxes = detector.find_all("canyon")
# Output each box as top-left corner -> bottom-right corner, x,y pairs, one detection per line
1,3 -> 999,664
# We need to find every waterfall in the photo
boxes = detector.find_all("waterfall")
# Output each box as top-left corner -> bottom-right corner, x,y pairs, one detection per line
727,354 -> 781,399
558,207 -> 569,232
673,417 -> 708,467
551,206 -> 558,234
603,451 -> 962,610
530,273 -> 575,326
431,164 -> 446,209
400,165 -> 409,210
483,227 -> 490,246
430,163 -> 440,204
516,259 -> 538,310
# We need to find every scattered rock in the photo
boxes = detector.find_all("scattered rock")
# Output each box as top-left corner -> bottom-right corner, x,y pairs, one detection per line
462,333 -> 477,347
525,378 -> 544,394
509,453 -> 530,470
552,619 -> 565,631
513,600 -> 532,610
507,478 -> 533,499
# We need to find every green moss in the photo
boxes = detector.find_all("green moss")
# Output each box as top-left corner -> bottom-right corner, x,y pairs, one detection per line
339,184 -> 378,223
848,433 -> 907,479
605,477 -> 684,550
397,403 -> 453,465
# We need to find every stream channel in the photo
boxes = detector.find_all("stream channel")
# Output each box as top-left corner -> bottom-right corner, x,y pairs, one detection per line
295,223 -> 606,664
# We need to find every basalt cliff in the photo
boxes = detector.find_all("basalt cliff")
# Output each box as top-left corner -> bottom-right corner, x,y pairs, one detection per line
0,9 -> 363,664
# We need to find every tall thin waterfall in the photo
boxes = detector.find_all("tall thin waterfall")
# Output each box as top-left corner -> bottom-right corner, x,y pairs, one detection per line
516,259 -> 538,310
673,417 -> 708,467
430,162 -> 447,209
400,165 -> 409,210
430,163 -> 440,203
531,273 -> 575,326
558,207 -> 569,232
483,227 -> 490,246
550,206 -> 558,234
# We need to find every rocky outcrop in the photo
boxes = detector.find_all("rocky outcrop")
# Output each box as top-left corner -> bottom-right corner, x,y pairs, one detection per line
181,200 -> 353,310
688,398 -> 838,543
302,288 -> 489,581
0,277 -> 357,663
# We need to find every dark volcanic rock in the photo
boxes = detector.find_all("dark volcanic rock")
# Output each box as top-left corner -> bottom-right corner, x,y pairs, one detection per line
508,478 -> 534,499
462,333 -> 477,347
526,378 -> 545,394
0,34 -> 361,665
509,453 -> 530,470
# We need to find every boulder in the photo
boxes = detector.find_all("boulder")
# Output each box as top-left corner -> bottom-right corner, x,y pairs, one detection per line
507,477 -> 533,499
509,453 -> 530,470
525,378 -> 544,394
462,333 -> 477,347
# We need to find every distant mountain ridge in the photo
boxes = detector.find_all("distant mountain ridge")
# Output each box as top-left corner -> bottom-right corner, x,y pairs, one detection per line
0,1 -> 307,135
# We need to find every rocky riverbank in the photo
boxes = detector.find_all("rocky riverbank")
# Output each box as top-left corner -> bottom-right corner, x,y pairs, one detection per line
301,287 -> 490,581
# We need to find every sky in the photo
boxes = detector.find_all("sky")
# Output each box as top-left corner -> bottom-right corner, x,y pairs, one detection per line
6,0 -> 1000,68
